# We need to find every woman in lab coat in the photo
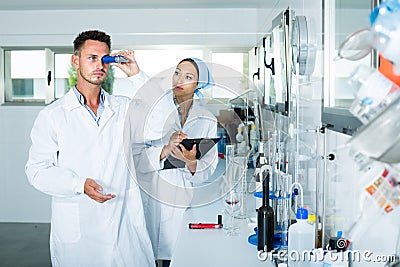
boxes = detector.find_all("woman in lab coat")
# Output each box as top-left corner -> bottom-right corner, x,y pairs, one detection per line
25,30 -> 154,267
132,58 -> 219,267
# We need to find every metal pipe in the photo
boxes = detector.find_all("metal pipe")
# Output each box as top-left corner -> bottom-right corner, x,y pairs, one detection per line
321,127 -> 327,247
315,128 -> 321,248
227,89 -> 258,104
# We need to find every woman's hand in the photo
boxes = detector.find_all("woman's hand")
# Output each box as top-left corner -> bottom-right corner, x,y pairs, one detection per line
170,144 -> 196,163
160,131 -> 187,160
171,144 -> 197,174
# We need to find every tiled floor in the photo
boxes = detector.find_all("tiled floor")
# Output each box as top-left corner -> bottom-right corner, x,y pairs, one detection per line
0,223 -> 51,267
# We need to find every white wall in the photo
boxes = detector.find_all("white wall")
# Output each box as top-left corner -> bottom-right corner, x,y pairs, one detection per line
0,9 -> 259,48
0,106 -> 50,222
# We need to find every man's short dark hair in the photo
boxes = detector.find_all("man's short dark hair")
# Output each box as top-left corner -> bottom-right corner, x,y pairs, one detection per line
73,30 -> 111,55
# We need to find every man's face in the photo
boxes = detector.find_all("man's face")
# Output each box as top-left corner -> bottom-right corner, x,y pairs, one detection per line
72,40 -> 110,86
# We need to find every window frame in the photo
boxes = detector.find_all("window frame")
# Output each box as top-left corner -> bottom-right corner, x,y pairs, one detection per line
1,47 -> 59,105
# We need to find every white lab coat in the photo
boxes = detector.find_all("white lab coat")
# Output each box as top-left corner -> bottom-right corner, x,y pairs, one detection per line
25,75 -> 155,267
131,90 -> 218,260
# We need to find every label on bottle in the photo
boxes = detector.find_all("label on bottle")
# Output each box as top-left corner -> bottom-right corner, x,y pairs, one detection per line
357,71 -> 394,108
364,168 -> 400,213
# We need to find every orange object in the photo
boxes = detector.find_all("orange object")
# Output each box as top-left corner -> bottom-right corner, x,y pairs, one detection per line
379,54 -> 400,86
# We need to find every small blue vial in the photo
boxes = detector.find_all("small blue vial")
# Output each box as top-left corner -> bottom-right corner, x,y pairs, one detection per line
102,55 -> 129,64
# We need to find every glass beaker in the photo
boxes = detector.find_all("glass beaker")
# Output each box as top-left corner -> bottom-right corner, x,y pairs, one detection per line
223,154 -> 242,235
234,155 -> 249,219
224,190 -> 241,236
273,171 -> 292,249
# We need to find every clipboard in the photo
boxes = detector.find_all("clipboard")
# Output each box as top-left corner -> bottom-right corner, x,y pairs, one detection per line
163,137 -> 221,169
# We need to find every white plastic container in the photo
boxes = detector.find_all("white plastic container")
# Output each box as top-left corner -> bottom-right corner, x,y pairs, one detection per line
249,123 -> 258,152
348,65 -> 399,124
288,207 -> 315,267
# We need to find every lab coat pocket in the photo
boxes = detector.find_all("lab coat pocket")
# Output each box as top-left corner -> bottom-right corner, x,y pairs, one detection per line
52,202 -> 81,243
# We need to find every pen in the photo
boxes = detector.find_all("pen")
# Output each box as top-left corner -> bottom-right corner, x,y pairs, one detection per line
189,214 -> 223,229
189,223 -> 223,229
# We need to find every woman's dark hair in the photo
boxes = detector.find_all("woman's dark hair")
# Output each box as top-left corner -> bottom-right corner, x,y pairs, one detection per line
178,58 -> 199,77
73,30 -> 111,55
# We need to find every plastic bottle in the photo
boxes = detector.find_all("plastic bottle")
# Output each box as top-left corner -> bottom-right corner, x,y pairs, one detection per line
288,207 -> 315,267
347,163 -> 400,244
348,65 -> 400,123
370,1 -> 400,74
236,126 -> 246,154
308,213 -> 322,248
250,123 -> 259,153
236,125 -> 244,143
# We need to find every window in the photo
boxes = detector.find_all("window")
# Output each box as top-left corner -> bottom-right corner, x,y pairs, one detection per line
1,48 -> 247,104
5,50 -> 47,102
322,0 -> 374,134
211,52 -> 247,99
55,53 -> 72,99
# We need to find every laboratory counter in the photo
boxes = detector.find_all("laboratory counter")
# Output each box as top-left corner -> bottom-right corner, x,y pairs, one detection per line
170,164 -> 275,267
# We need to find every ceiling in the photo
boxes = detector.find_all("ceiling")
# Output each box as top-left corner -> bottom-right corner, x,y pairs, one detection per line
0,0 -> 371,10
0,0 -> 274,10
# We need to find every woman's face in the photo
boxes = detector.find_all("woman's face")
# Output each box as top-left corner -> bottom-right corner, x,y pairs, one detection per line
172,61 -> 198,99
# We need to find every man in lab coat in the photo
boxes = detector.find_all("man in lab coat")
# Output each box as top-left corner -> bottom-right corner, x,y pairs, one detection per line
25,30 -> 155,267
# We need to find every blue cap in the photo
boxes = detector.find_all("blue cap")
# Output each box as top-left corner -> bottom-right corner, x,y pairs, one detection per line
190,57 -> 214,90
296,207 -> 308,220
337,230 -> 343,238
190,58 -> 214,105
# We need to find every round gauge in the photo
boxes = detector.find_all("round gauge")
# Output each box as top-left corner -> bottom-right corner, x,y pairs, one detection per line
291,16 -> 315,75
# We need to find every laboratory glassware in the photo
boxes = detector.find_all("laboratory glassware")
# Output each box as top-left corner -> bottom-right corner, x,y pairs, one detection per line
234,155 -> 249,219
224,190 -> 241,236
347,91 -> 400,164
253,141 -> 269,210
249,123 -> 259,153
257,170 -> 274,252
275,173 -> 292,249
222,150 -> 243,235
335,27 -> 372,61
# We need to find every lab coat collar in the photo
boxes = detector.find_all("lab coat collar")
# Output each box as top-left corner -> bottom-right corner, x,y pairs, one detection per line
100,91 -> 118,128
64,88 -> 119,111
63,88 -> 119,129
64,89 -> 83,111
165,90 -> 212,121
